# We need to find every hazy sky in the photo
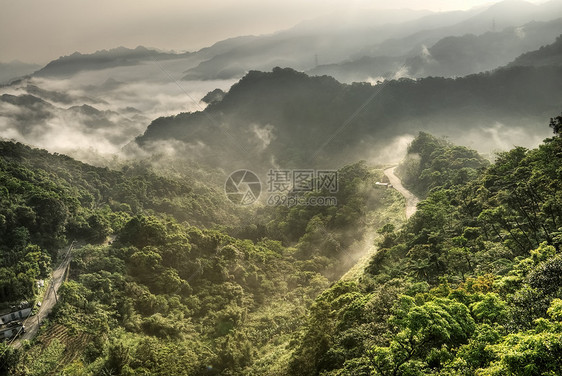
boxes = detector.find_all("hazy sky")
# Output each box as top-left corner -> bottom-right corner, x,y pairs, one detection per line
0,0 -> 545,64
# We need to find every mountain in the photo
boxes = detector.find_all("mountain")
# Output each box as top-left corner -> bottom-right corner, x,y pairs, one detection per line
0,60 -> 41,84
0,51 -> 232,162
182,0 -> 562,82
180,7 -> 483,81
312,10 -> 562,82
405,18 -> 562,78
179,8 -> 440,80
0,90 -> 148,161
34,46 -> 193,78
451,0 -> 540,33
5,3 -> 561,167
372,0 -> 562,55
13,1 -> 561,86
0,139 -> 404,375
508,33 -> 562,67
309,0 -> 562,82
134,62 -> 562,171
24,83 -> 107,105
4,119 -> 562,374
286,124 -> 562,375
307,55 -> 402,83
0,42 -> 243,162
3,2 -> 562,373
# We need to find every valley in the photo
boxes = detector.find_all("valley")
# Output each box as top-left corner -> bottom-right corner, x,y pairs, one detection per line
1,1 -> 562,375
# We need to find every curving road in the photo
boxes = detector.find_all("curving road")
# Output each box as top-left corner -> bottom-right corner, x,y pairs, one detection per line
384,166 -> 419,219
11,242 -> 74,348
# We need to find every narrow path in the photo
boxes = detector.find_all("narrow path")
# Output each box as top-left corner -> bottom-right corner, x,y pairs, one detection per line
11,241 -> 74,348
384,166 -> 419,219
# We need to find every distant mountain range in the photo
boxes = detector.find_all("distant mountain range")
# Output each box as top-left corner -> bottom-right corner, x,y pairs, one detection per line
0,61 -> 41,84
310,16 -> 562,82
1,0 -> 561,168
22,0 -> 562,84
182,0 -> 562,81
33,46 -> 193,78
508,33 -> 562,67
404,18 -> 562,78
133,36 -> 562,170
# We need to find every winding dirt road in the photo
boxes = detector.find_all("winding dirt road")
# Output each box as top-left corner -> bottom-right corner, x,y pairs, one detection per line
384,166 -> 419,219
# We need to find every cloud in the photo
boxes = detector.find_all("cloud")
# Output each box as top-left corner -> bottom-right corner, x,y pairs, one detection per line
420,44 -> 434,63
251,123 -> 276,151
480,122 -> 547,151
3,0 -> 541,63
0,73 -> 236,164
367,134 -> 416,164
366,76 -> 385,85
393,65 -> 411,80
515,26 -> 526,39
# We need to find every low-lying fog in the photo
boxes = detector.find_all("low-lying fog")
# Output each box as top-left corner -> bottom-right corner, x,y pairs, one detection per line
0,62 -> 237,164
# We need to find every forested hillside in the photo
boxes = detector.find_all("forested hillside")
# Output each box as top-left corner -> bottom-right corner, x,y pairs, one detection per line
0,142 -> 403,375
4,0 -> 562,374
135,65 -> 562,169
0,141 -> 243,304
284,115 -> 562,375
4,115 -> 561,375
395,132 -> 490,198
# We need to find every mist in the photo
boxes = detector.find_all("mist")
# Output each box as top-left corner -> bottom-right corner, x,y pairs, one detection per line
2,2 -> 562,374
0,0 -> 560,174
0,73 -> 236,165
2,0 -> 536,64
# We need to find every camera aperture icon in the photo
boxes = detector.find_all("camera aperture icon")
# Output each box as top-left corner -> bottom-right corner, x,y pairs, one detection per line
225,169 -> 262,205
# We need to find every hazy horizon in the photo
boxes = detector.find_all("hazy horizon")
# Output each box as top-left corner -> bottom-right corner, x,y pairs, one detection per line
0,0 -> 548,64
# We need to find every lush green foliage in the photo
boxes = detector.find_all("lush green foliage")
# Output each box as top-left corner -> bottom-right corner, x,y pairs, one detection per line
4,116 -> 562,375
396,132 -> 489,198
0,141 -> 238,304
0,142 -> 401,375
286,119 -> 562,375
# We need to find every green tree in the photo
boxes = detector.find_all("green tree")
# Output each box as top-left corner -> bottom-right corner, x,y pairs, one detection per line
369,296 -> 475,375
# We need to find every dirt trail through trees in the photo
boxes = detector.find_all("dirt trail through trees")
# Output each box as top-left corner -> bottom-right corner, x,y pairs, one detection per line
384,166 -> 419,219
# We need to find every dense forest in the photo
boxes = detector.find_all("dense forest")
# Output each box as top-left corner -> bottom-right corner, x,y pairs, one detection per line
3,1 -> 562,374
0,141 -> 244,301
1,115 -> 561,375
284,115 -> 562,375
0,140 -> 403,375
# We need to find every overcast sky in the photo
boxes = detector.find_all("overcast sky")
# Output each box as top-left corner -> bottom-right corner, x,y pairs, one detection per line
0,0 -> 545,64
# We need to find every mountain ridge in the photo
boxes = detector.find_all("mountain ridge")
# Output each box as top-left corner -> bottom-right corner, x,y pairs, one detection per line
135,58 -> 562,170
